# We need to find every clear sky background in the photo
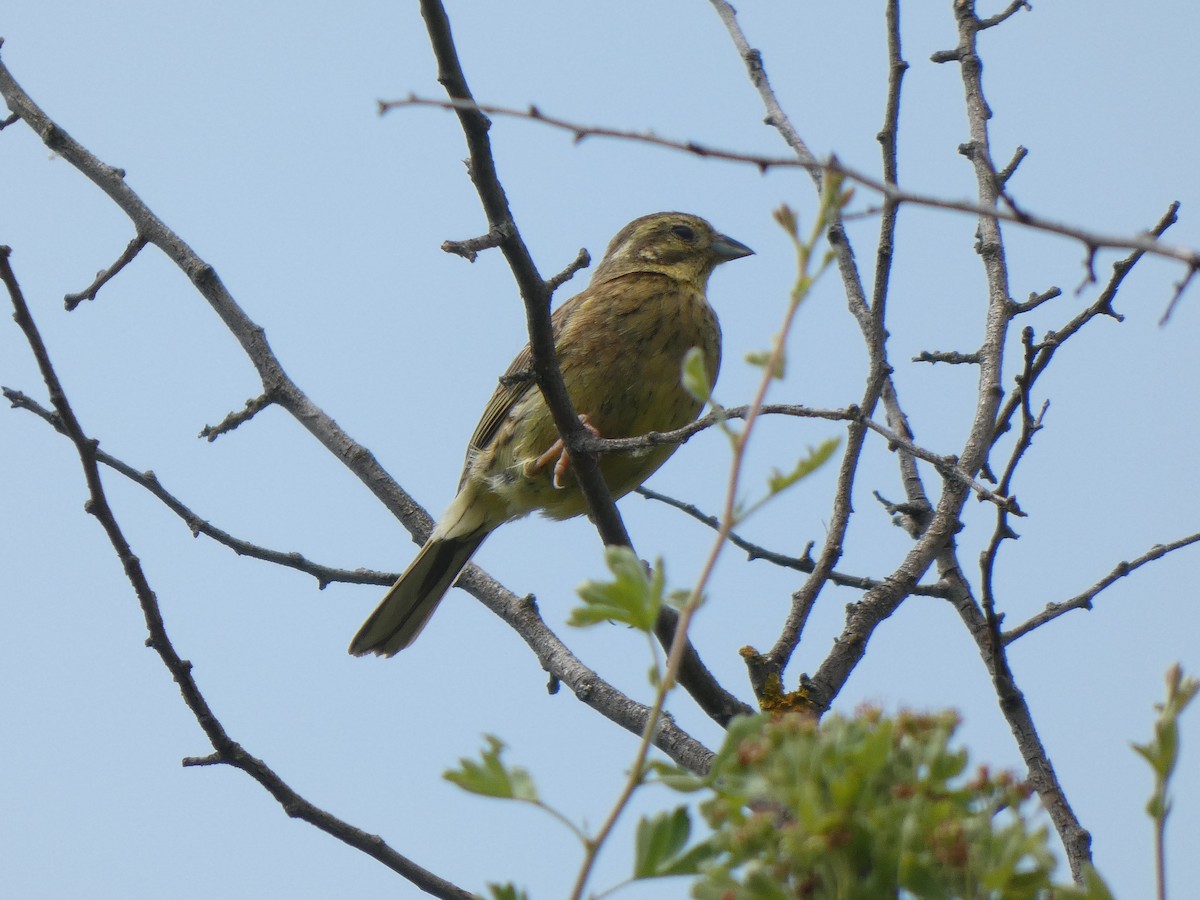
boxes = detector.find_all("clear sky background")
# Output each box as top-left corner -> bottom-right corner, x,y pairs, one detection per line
3,2 -> 1198,898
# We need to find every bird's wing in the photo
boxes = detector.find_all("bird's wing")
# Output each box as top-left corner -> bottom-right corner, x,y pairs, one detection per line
457,293 -> 583,486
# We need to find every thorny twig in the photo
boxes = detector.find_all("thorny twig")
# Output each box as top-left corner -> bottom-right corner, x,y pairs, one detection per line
380,94 -> 1200,285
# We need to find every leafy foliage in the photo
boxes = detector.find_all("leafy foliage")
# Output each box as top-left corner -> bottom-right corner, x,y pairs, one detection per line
677,710 -> 1113,900
1133,664 -> 1198,821
766,437 -> 842,497
570,547 -> 688,632
1133,664 -> 1198,900
444,735 -> 539,803
633,806 -> 717,879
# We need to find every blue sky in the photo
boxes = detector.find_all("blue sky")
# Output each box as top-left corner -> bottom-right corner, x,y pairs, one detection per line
3,2 -> 1198,898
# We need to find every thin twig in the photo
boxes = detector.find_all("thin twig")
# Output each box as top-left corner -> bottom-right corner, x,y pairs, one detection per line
199,393 -> 274,441
441,224 -> 507,262
637,486 -> 952,599
545,248 -> 591,294
1009,286 -> 1062,316
1004,533 -> 1200,643
978,0 -> 1031,30
913,349 -> 981,365
581,402 -> 856,454
863,417 -> 1021,513
991,202 -> 1179,452
4,387 -> 395,588
1159,263 -> 1197,326
379,94 -> 1200,278
63,234 -> 148,310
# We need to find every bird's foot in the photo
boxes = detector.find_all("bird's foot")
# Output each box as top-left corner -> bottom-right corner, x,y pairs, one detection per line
527,415 -> 600,489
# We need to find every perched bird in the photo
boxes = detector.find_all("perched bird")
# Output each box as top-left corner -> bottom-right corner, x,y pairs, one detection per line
349,212 -> 752,656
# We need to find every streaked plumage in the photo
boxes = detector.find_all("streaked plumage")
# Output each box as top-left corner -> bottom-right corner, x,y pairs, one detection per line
349,212 -> 752,656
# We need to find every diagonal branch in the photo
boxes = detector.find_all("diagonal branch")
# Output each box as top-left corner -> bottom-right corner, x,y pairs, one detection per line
1003,532 -> 1200,643
4,387 -> 395,588
380,94 -> 1200,279
637,485 -> 952,599
0,44 -> 737,754
945,1 -> 1091,879
0,49 -> 429,534
991,202 -> 1179,450
417,0 -> 750,727
0,246 -> 474,900
709,0 -> 940,694
63,233 -> 148,310
2,386 -> 718,772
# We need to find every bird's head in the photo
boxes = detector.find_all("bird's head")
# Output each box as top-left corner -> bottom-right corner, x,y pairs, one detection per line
591,212 -> 753,288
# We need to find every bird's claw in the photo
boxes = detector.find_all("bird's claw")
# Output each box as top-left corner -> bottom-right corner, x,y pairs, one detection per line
527,415 -> 600,489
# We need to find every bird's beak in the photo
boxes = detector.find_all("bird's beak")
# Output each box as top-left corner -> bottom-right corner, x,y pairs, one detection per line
711,232 -> 754,263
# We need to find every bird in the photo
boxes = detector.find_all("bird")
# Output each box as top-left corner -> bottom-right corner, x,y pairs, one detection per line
349,212 -> 752,656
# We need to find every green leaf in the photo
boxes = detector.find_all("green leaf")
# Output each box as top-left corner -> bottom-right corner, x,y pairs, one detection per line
486,883 -> 529,900
633,806 -> 714,878
646,760 -> 707,793
681,346 -> 712,403
766,437 -> 840,495
684,709 -> 1087,898
569,546 -> 662,632
744,349 -> 786,379
443,735 -> 539,802
665,588 -> 695,612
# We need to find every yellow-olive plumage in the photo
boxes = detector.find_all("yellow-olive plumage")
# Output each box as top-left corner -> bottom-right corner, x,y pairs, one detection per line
349,212 -> 752,656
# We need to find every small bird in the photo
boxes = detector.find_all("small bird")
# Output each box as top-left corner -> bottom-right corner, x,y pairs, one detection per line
349,212 -> 752,656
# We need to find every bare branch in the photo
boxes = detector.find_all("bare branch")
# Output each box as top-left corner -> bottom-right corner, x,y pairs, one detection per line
379,95 -> 1200,280
864,417 -> 1022,514
467,568 -> 719,774
580,403 -> 856,454
1004,533 -> 1200,643
441,224 -> 507,262
381,95 -> 803,173
1159,262 -> 1197,326
64,234 -> 148,310
0,51 -> 432,533
416,0 -> 748,726
992,202 -> 1179,451
996,145 -> 1029,185
637,486 -> 952,599
978,0 -> 1032,30
4,387 -> 395,588
416,0 -> 624,546
0,246 -> 474,900
706,0 -> 822,177
199,393 -> 274,441
0,39 -> 737,764
946,1 -> 1091,878
546,247 -> 591,294
1009,286 -> 1062,316
707,0 -> 888,684
913,349 -> 981,365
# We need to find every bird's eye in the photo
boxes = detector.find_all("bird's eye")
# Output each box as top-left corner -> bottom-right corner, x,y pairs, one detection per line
671,224 -> 696,242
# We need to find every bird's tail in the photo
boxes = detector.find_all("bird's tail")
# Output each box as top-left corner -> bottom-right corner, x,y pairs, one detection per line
348,530 -> 488,657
